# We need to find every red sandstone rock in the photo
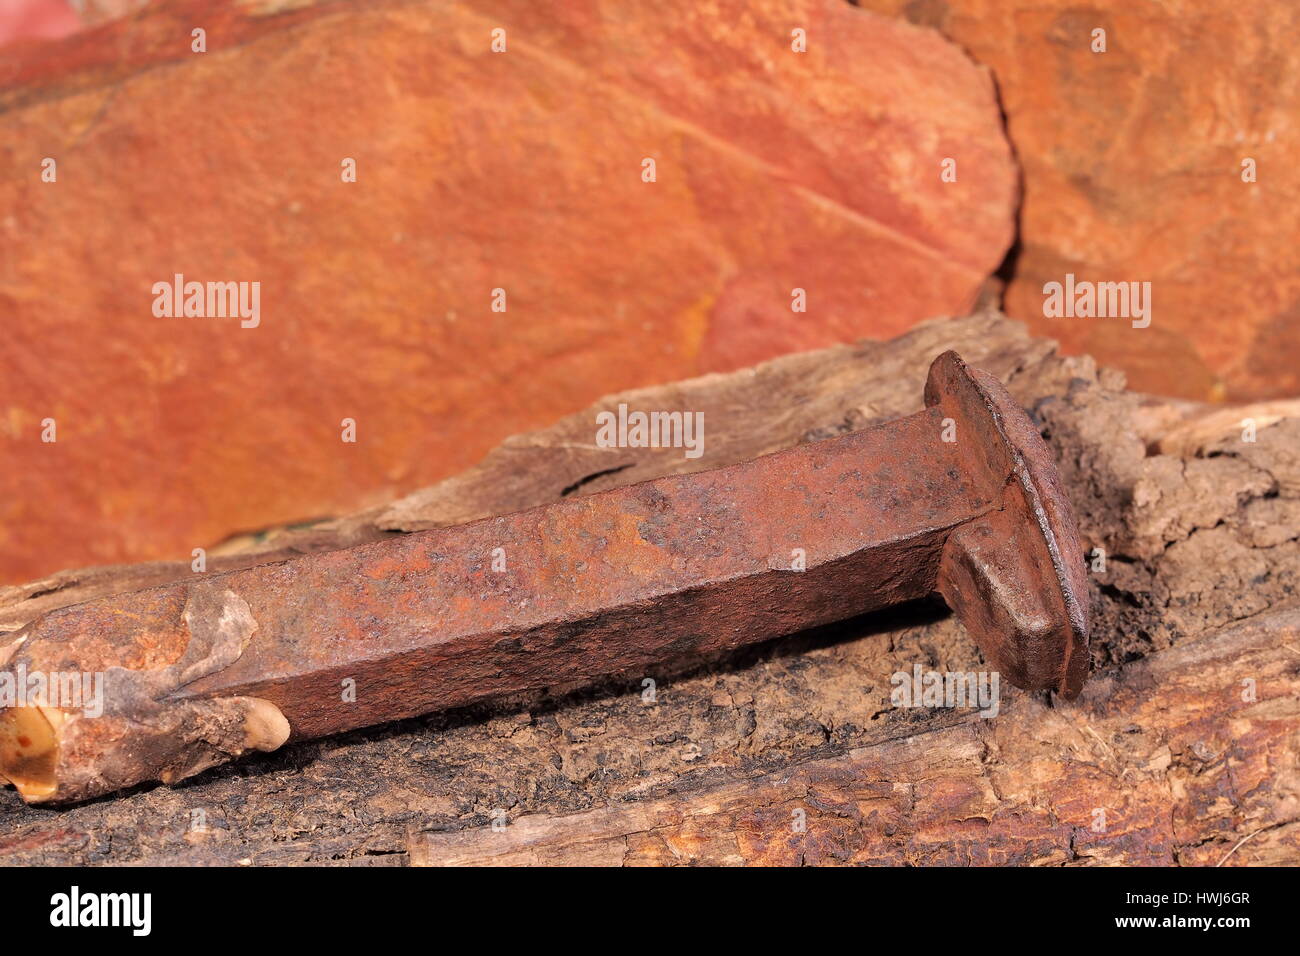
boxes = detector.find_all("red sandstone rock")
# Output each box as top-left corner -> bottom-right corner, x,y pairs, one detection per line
859,0 -> 1300,400
0,0 -> 1015,583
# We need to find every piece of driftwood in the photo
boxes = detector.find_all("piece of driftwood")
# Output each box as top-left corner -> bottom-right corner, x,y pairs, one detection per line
1,312 -> 1296,865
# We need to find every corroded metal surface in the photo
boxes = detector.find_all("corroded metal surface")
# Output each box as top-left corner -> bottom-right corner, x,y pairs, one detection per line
0,351 -> 1090,803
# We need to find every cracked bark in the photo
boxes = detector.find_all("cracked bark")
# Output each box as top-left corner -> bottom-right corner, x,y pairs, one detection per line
413,609 -> 1300,866
1,312 -> 1297,865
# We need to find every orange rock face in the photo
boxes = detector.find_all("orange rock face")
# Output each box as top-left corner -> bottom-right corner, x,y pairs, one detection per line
859,0 -> 1300,400
0,0 -> 1015,583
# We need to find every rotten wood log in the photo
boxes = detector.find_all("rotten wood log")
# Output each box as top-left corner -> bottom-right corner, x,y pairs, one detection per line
0,349 -> 1093,804
1,312 -> 1296,865
409,609 -> 1300,866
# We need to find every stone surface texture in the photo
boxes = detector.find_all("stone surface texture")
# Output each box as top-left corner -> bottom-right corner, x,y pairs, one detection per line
0,0 -> 1015,583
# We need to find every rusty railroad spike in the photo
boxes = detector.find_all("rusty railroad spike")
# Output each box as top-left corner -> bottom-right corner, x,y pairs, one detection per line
0,351 -> 1090,804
